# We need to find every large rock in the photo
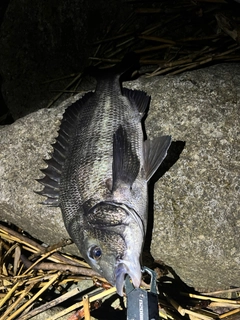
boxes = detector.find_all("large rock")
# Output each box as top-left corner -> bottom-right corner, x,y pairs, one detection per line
147,64 -> 240,292
0,63 -> 239,291
0,97 -> 75,251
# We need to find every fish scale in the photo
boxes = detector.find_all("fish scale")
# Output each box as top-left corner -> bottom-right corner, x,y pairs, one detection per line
37,54 -> 172,295
71,92 -> 141,204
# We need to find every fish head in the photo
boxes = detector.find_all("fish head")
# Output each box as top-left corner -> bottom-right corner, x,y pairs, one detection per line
81,202 -> 144,296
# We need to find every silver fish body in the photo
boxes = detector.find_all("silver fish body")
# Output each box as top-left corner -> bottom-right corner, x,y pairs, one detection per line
37,57 -> 171,295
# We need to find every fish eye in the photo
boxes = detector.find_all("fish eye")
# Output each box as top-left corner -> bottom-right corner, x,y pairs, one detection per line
89,245 -> 102,260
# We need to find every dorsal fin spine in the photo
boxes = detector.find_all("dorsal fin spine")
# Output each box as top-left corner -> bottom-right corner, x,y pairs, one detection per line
36,92 -> 94,206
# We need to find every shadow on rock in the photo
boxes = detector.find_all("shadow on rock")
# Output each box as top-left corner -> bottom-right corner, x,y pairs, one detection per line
145,140 -> 186,251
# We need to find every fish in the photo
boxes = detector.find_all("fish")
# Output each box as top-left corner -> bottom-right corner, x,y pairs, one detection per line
37,54 -> 171,296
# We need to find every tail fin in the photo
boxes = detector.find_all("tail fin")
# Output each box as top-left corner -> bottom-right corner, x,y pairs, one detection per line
114,52 -> 140,80
85,52 -> 140,81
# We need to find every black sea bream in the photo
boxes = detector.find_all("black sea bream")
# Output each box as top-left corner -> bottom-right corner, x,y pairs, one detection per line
37,56 -> 171,295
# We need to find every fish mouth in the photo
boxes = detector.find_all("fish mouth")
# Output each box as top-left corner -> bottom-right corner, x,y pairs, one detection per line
115,260 -> 141,296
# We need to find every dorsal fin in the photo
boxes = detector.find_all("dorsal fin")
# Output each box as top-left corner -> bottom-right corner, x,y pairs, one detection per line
144,136 -> 172,182
122,88 -> 150,118
112,125 -> 140,192
36,92 -> 94,206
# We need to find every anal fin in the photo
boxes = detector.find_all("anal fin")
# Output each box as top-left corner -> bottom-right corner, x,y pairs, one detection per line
144,136 -> 172,182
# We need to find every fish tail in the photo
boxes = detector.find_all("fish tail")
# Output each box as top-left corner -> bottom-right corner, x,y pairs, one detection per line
86,52 -> 140,81
114,52 -> 140,80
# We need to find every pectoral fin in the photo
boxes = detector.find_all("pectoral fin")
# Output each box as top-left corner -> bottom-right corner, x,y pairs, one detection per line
112,125 -> 140,191
144,136 -> 172,182
122,88 -> 150,118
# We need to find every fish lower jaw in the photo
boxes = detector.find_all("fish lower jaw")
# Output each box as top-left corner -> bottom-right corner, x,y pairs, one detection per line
115,258 -> 142,296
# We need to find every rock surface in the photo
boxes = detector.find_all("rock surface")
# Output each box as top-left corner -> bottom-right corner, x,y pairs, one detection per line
0,63 -> 239,291
146,64 -> 240,291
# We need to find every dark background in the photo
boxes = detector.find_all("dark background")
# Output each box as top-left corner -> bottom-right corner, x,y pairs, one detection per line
0,0 -> 239,123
